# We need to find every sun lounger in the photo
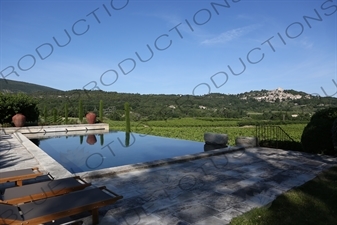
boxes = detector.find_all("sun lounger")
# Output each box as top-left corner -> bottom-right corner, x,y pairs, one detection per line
43,211 -> 91,225
1,176 -> 91,205
0,167 -> 43,186
0,186 -> 123,225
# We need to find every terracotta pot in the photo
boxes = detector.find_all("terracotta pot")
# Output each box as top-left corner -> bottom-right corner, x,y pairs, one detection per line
86,135 -> 97,145
85,112 -> 96,124
12,113 -> 26,127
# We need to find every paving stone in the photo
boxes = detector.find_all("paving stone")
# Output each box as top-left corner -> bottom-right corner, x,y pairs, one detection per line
265,173 -> 293,184
174,205 -> 219,224
142,195 -> 178,213
2,133 -> 337,225
194,216 -> 228,225
152,211 -> 186,225
172,189 -> 211,203
231,186 -> 261,200
215,207 -> 243,222
106,206 -> 150,225
236,177 -> 263,188
245,193 -> 275,208
280,178 -> 308,188
212,185 -> 237,195
201,192 -> 245,212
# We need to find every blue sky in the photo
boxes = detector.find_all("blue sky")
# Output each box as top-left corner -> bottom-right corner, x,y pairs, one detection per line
0,0 -> 336,97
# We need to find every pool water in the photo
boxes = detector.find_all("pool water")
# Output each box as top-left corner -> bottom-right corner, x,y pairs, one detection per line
38,131 -> 206,173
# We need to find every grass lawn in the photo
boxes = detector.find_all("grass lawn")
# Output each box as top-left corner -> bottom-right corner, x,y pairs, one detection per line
230,166 -> 337,225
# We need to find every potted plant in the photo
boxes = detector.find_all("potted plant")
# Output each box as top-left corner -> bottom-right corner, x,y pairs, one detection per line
85,112 -> 96,124
12,113 -> 26,127
86,135 -> 97,145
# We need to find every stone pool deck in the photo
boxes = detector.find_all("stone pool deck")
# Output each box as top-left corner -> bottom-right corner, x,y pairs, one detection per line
1,131 -> 337,225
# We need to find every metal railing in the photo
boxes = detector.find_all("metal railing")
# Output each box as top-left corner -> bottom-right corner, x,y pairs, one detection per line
256,125 -> 296,149
256,125 -> 295,142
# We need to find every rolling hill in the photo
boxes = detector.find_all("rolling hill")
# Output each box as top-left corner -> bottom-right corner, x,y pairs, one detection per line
1,79 -> 336,120
0,78 -> 61,93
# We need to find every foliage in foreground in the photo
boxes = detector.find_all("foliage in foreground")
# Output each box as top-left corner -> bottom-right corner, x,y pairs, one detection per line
0,92 -> 39,124
301,107 -> 337,155
230,166 -> 337,225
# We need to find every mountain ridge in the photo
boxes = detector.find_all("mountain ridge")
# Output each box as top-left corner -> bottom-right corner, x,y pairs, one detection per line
2,79 -> 336,120
0,78 -> 325,100
0,78 -> 61,94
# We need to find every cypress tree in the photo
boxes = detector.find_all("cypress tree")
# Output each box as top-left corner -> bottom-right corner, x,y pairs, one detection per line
125,102 -> 131,133
79,100 -> 83,123
65,103 -> 68,124
100,134 -> 104,146
43,106 -> 47,124
53,108 -> 57,123
99,100 -> 103,122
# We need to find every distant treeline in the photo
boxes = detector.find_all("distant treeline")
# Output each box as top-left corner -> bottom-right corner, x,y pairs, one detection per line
26,90 -> 337,121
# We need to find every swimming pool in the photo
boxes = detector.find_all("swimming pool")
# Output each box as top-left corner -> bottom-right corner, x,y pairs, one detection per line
38,131 -> 206,173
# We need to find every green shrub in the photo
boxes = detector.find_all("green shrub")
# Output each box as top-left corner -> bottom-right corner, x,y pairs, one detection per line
0,93 -> 39,124
301,107 -> 337,155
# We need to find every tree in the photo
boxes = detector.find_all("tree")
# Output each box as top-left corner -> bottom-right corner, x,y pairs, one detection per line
53,108 -> 57,123
43,106 -> 48,124
64,103 -> 68,124
99,100 -> 103,122
301,107 -> 337,155
78,100 -> 83,123
125,102 -> 131,133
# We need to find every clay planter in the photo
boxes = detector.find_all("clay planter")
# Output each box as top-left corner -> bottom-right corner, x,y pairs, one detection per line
86,135 -> 97,145
85,112 -> 96,124
12,113 -> 26,127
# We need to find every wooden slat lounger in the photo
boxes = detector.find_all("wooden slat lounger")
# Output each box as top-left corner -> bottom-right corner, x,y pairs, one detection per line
0,186 -> 123,225
0,167 -> 43,186
1,176 -> 91,205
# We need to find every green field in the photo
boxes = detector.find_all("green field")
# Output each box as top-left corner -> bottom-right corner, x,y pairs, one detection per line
108,118 -> 306,145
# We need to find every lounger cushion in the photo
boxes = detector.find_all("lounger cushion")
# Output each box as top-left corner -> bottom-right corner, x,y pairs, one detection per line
0,204 -> 23,223
1,187 -> 122,225
0,168 -> 42,185
20,188 -> 118,221
2,177 -> 90,204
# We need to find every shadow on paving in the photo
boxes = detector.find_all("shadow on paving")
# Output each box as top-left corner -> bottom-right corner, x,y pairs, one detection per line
0,135 -> 19,169
78,147 -> 337,225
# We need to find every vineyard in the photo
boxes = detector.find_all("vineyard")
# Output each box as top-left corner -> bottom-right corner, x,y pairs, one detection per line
108,118 -> 307,145
29,116 -> 306,146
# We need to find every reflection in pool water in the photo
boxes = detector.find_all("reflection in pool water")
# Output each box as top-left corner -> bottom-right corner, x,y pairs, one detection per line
39,131 -> 208,173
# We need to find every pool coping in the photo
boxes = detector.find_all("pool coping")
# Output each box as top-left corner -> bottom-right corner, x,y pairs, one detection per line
2,124 -> 110,179
5,125 -> 246,180
78,146 -> 245,180
12,132 -> 73,179
2,123 -> 109,139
